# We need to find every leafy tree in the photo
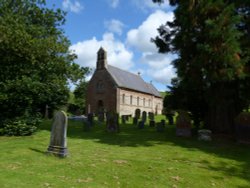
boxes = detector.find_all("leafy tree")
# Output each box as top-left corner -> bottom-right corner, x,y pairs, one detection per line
153,0 -> 250,133
0,0 -> 88,124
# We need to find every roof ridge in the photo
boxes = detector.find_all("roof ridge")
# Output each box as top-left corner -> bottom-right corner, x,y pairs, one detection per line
107,65 -> 140,78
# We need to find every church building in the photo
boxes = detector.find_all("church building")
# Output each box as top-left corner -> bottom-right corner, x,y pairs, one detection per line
86,47 -> 163,116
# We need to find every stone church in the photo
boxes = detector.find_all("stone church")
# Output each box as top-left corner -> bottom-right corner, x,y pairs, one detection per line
86,47 -> 163,116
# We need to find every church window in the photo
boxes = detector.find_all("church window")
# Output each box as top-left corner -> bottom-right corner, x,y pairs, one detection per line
122,94 -> 125,104
137,97 -> 139,106
130,95 -> 133,105
96,81 -> 104,93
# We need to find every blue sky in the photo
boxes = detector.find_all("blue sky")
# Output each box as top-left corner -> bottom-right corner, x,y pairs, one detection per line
47,0 -> 176,91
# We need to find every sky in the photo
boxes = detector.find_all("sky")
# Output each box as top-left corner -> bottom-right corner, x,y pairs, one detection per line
46,0 -> 176,91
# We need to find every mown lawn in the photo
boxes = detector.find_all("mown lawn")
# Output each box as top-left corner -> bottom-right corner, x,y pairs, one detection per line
1,115 -> 250,188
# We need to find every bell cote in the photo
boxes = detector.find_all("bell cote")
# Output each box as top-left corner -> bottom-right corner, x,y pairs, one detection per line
96,47 -> 107,70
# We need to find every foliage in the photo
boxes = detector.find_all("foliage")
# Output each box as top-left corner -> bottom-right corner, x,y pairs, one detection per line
153,0 -> 250,133
0,0 -> 88,123
0,113 -> 42,136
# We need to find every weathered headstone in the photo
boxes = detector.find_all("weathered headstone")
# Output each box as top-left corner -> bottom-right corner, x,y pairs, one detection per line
138,121 -> 144,129
47,111 -> 68,157
121,115 -> 126,124
235,112 -> 250,144
106,111 -> 119,132
87,113 -> 94,126
135,108 -> 141,119
133,117 -> 138,125
165,110 -> 174,125
148,112 -> 154,121
149,120 -> 155,127
142,111 -> 147,123
198,129 -> 212,141
98,112 -> 105,122
176,110 -> 192,137
156,122 -> 165,132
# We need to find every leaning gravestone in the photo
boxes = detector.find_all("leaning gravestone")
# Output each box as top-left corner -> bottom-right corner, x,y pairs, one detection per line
176,110 -> 192,137
47,111 -> 68,157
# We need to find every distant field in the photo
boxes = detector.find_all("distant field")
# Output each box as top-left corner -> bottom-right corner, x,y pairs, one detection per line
1,116 -> 250,188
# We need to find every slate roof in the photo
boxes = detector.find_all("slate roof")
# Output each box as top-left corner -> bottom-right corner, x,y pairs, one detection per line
107,65 -> 161,97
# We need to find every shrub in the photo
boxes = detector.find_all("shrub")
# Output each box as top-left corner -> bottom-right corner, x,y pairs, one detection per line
1,114 -> 42,136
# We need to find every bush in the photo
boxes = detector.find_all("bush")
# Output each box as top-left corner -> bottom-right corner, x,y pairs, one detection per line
0,114 -> 42,136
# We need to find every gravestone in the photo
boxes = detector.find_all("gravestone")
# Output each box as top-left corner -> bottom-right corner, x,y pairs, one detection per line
165,110 -> 174,125
198,129 -> 212,141
98,112 -> 105,122
176,110 -> 192,137
133,117 -> 138,125
121,115 -> 126,124
148,112 -> 155,121
156,120 -> 165,132
135,108 -> 141,119
138,121 -> 144,129
142,111 -> 147,123
47,111 -> 68,157
149,120 -> 155,127
106,111 -> 119,132
87,113 -> 94,126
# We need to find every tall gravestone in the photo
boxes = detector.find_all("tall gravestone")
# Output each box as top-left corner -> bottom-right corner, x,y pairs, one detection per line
149,112 -> 155,127
142,111 -> 147,123
47,111 -> 68,157
176,110 -> 192,137
106,111 -> 119,132
135,108 -> 141,119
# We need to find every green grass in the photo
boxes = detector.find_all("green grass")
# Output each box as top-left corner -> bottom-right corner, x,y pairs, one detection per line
1,115 -> 250,188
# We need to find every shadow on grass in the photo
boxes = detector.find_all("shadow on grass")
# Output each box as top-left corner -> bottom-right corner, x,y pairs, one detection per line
39,119 -> 250,184
29,148 -> 46,155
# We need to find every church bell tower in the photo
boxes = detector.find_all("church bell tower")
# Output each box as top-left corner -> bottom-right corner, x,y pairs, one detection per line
96,47 -> 107,70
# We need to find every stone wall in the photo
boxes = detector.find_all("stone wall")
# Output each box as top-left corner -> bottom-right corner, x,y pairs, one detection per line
118,88 -> 163,116
86,69 -> 117,114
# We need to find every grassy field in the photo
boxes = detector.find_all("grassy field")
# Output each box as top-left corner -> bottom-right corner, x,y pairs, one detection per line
1,115 -> 250,188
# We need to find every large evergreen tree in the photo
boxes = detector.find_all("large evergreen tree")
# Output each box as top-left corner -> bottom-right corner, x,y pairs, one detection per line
153,0 -> 250,134
0,0 -> 88,121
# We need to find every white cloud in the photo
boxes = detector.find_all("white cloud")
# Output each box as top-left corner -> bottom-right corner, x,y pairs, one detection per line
127,10 -> 176,86
109,0 -> 120,8
127,10 -> 173,53
70,33 -> 134,71
142,53 -> 176,84
104,19 -> 125,35
62,0 -> 84,13
132,0 -> 171,12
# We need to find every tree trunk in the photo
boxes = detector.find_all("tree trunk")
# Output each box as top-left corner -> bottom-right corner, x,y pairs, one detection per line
205,82 -> 239,135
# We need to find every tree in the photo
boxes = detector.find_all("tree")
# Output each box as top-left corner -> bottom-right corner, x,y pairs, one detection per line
153,0 -> 250,134
0,0 -> 88,122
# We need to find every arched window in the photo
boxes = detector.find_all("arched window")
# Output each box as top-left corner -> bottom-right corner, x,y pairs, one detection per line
130,95 -> 133,105
137,97 -> 139,106
96,81 -> 104,93
143,98 -> 145,106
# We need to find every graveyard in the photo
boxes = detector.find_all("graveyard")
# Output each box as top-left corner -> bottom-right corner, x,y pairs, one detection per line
1,115 -> 250,188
